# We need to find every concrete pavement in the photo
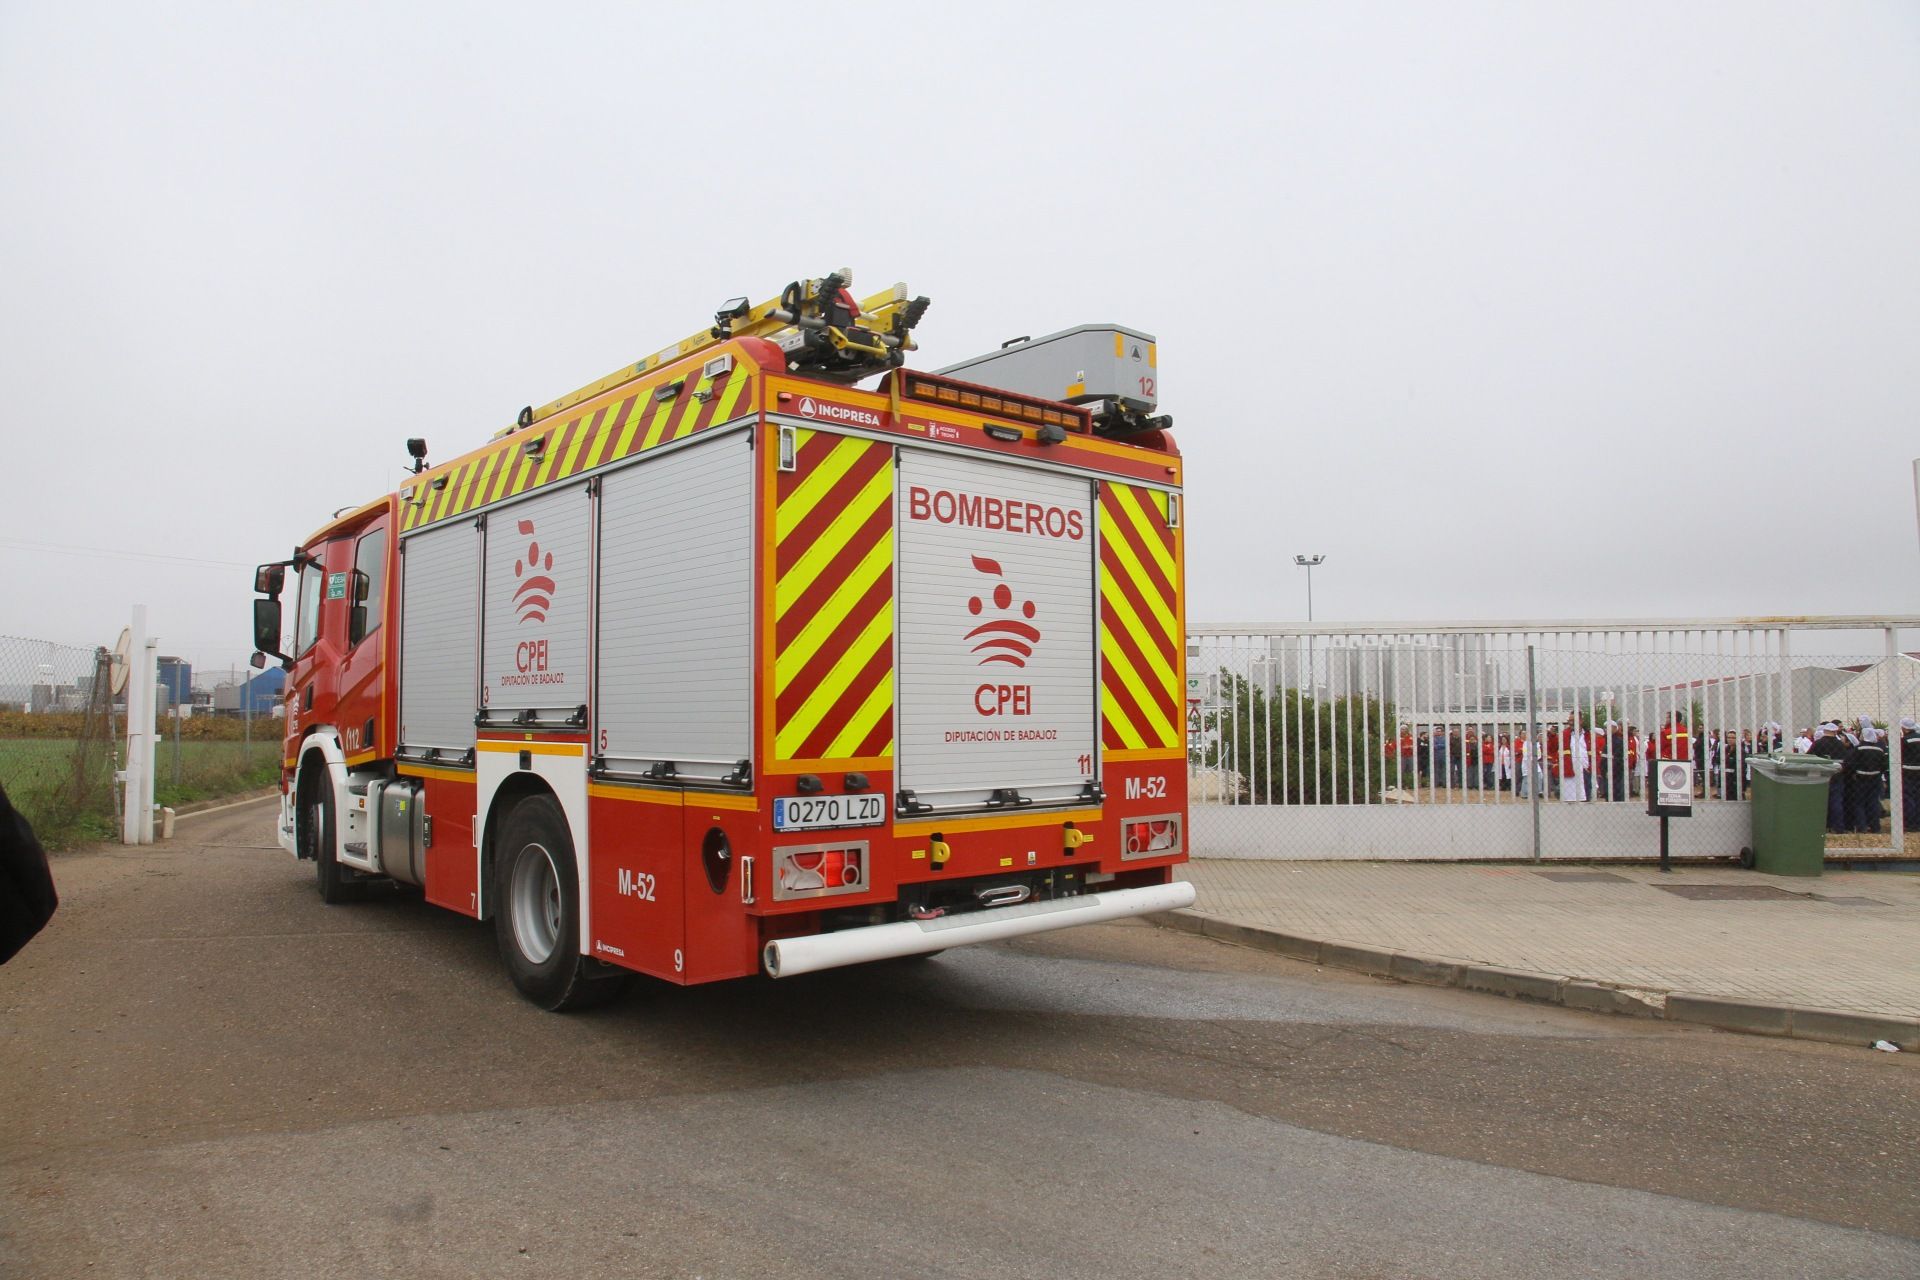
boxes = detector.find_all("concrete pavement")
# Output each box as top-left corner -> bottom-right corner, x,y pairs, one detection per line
1168,860 -> 1920,1048
5,798 -> 1919,1276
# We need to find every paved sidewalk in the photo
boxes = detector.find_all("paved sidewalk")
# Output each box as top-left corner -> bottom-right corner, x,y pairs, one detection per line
1168,860 -> 1920,1045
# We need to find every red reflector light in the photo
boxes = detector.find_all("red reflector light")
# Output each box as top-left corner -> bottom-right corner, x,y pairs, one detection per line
1125,818 -> 1182,857
778,846 -> 864,895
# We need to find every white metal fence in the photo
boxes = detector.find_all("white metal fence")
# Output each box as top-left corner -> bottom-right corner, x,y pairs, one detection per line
1187,617 -> 1920,861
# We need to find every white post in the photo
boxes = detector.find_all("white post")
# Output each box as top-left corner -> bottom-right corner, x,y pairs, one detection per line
1778,629 -> 1792,749
1526,644 -> 1541,861
121,605 -> 156,844
1889,626 -> 1904,854
141,629 -> 159,841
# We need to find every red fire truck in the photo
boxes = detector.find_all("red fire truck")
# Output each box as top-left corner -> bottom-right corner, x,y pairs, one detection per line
251,272 -> 1193,1008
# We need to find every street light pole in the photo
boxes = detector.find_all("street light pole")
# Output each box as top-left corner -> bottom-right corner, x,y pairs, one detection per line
1293,554 -> 1325,622
1294,554 -> 1325,698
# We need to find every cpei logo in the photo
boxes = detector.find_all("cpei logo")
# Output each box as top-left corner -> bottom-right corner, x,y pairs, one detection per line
512,519 -> 556,624
965,555 -> 1040,668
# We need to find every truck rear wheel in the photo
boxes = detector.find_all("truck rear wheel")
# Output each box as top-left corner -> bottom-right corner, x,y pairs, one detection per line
493,796 -> 628,1011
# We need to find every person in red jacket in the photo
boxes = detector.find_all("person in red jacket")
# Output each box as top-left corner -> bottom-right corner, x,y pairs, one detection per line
1550,716 -> 1589,802
1658,711 -> 1692,761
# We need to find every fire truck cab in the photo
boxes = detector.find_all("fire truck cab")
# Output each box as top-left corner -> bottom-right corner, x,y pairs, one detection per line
252,274 -> 1192,1009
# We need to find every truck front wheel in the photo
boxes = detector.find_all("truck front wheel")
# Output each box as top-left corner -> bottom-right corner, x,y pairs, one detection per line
492,796 -> 627,1011
302,769 -> 362,905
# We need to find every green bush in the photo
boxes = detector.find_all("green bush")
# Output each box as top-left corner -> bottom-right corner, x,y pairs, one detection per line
1207,672 -> 1395,804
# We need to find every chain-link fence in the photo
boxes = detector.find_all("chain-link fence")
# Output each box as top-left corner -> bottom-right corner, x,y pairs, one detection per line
0,636 -> 280,847
0,637 -> 119,845
1189,621 -> 1918,861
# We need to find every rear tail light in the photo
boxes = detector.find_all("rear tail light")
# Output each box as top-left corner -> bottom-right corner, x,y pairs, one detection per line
1122,815 -> 1182,861
774,842 -> 870,901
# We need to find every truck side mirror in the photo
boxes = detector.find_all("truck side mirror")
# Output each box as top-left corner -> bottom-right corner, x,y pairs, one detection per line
254,563 -> 286,596
252,598 -> 284,659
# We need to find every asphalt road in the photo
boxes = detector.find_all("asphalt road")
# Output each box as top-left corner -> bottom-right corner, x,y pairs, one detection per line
2,797 -> 1916,1279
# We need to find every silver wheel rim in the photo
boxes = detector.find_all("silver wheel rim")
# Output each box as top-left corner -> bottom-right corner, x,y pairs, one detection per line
509,841 -> 564,964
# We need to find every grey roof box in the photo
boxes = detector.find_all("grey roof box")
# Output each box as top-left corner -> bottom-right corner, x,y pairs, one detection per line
936,324 -> 1158,413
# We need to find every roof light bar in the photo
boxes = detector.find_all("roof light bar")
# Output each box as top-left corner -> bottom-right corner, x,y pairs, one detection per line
899,373 -> 1091,433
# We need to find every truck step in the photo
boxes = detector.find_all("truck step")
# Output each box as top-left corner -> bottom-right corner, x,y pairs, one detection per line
343,842 -> 369,857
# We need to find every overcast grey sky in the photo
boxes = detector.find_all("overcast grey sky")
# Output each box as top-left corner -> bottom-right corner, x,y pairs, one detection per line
2,2 -> 1916,674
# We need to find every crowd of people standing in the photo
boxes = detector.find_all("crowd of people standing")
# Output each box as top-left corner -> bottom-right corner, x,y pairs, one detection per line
1384,714 -> 1920,834
1797,716 -> 1918,835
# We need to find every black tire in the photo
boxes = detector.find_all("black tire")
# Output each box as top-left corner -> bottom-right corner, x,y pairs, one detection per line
492,796 -> 628,1011
1737,846 -> 1756,870
303,768 -> 362,905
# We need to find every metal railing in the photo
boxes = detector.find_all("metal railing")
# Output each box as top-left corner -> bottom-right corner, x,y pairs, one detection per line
1187,617 -> 1920,861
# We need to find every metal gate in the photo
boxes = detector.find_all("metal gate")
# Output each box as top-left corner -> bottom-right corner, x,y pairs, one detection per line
1187,617 -> 1920,861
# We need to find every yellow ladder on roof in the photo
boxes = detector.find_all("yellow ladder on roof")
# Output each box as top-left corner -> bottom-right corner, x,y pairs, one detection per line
510,272 -> 929,433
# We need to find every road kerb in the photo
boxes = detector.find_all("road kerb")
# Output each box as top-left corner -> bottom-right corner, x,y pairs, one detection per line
1782,1007 -> 1920,1052
1388,953 -> 1465,988
173,790 -> 281,819
1561,980 -> 1663,1019
1664,994 -> 1791,1038
1461,965 -> 1566,1004
1321,942 -> 1394,978
1154,910 -> 1323,963
1157,908 -> 1908,1050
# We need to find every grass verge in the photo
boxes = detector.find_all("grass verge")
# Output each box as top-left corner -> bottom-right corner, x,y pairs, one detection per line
0,738 -> 281,850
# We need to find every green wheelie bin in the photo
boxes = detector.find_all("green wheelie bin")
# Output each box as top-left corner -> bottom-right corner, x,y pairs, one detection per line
1742,754 -> 1842,876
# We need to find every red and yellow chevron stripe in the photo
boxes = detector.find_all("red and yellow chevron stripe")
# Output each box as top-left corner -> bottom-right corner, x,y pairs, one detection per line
399,353 -> 758,533
771,430 -> 895,767
1099,481 -> 1182,755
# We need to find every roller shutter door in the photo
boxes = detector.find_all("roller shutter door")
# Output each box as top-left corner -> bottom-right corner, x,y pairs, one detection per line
480,482 -> 592,721
399,521 -> 479,756
896,451 -> 1097,809
596,434 -> 754,783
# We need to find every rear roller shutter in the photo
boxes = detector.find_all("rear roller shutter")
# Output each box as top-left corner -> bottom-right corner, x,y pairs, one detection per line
896,451 -> 1098,810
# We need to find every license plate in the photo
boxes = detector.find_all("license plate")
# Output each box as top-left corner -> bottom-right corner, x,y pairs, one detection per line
773,793 -> 886,832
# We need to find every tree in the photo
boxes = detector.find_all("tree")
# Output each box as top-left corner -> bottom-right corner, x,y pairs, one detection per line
1207,671 -> 1395,805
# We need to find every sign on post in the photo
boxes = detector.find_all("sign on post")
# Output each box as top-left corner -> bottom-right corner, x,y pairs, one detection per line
1647,759 -> 1692,872
1650,760 -> 1693,816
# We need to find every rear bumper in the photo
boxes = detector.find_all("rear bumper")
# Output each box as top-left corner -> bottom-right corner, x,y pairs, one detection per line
761,880 -> 1196,978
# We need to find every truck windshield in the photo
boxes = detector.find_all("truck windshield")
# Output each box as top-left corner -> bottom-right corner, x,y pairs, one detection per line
294,561 -> 324,657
